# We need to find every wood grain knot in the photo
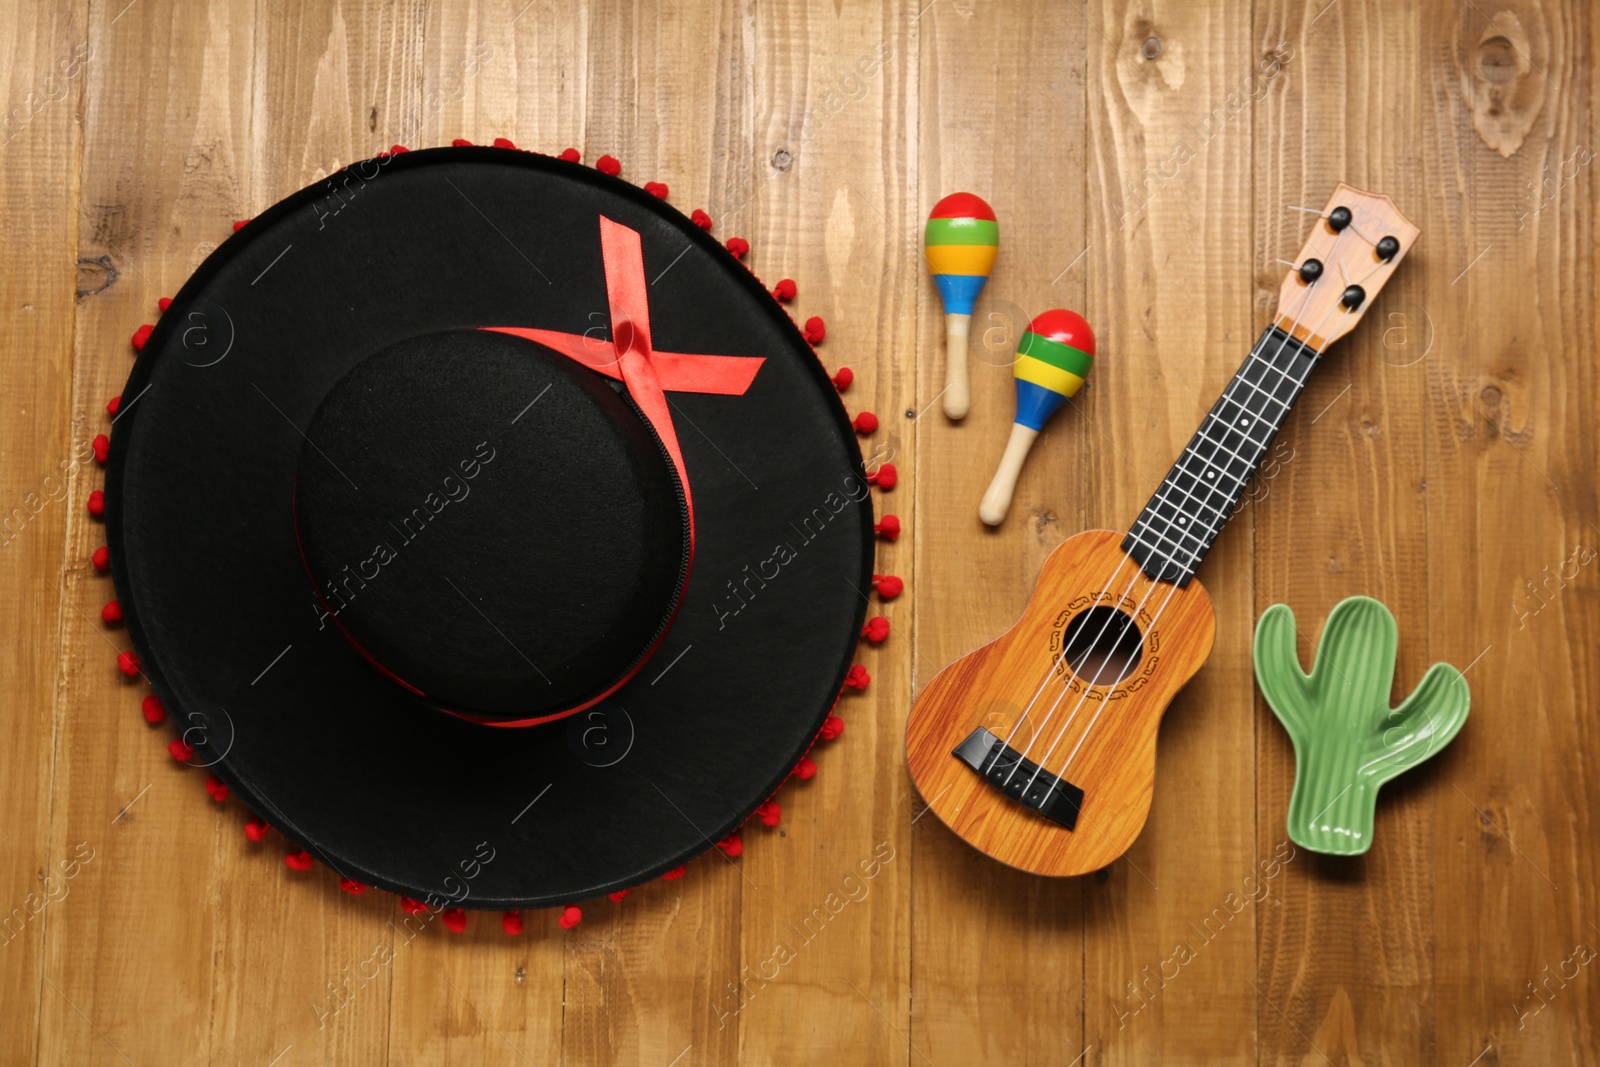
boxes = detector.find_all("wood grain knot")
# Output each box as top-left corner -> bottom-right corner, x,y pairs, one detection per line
1457,9 -> 1545,157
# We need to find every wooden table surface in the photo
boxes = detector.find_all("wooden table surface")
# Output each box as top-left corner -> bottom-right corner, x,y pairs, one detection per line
3,0 -> 1595,1064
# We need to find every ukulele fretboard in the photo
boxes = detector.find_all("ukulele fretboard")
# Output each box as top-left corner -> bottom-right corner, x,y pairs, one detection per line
1122,325 -> 1321,584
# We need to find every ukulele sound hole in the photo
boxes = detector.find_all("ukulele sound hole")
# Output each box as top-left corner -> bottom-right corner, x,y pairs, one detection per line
1061,605 -> 1144,686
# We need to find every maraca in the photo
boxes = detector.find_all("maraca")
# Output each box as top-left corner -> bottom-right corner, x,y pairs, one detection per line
924,193 -> 998,420
978,309 -> 1095,526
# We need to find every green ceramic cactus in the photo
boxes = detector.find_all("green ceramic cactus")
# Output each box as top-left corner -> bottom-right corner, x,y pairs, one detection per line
1254,596 -> 1471,856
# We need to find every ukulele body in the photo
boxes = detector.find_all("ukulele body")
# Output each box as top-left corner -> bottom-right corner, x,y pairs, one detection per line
906,528 -> 1216,875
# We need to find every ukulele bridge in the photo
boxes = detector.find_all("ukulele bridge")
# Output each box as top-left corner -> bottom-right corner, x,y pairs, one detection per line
952,727 -> 1084,830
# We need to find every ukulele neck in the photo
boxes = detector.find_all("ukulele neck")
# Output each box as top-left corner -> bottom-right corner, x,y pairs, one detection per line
1121,324 -> 1323,585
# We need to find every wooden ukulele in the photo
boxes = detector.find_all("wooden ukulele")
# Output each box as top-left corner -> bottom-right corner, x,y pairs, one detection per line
906,185 -> 1419,876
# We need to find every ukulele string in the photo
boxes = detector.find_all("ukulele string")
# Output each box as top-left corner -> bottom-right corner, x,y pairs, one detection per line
1036,279 -> 1350,796
992,545 -> 1140,763
1050,295 -> 1348,783
1140,224 -> 1380,550
1017,226 -> 1357,800
997,545 -> 1159,788
993,258 -> 1330,776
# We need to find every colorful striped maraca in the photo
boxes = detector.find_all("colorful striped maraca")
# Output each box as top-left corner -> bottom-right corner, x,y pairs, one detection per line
924,193 -> 998,420
979,309 -> 1096,526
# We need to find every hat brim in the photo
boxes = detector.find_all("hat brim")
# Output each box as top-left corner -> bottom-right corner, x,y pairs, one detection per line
106,148 -> 874,908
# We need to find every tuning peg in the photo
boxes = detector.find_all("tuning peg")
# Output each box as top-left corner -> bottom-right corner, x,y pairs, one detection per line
1376,235 -> 1400,261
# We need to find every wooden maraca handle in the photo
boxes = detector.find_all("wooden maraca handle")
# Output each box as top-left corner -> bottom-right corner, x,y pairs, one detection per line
943,313 -> 971,420
979,423 -> 1039,526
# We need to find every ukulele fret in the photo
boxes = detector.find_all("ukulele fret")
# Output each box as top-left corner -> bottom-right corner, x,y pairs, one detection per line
1177,443 -> 1250,489
1145,485 -> 1226,545
1123,326 -> 1320,584
1224,367 -> 1294,417
1124,523 -> 1204,575
1144,486 -> 1223,546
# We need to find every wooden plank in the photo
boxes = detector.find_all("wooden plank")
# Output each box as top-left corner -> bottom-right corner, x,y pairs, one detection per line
228,3 -> 428,1063
734,2 -> 915,1064
910,1 -> 1090,1063
380,3 -> 572,1065
0,2 -> 85,1065
557,2 -> 752,1065
207,5 -> 417,1061
385,7 -> 584,1067
45,3 -> 425,1066
1425,3 -> 1598,1066
1081,3 -> 1261,1063
408,0 -> 585,153
34,1 -> 255,1064
1250,3 -> 1437,1065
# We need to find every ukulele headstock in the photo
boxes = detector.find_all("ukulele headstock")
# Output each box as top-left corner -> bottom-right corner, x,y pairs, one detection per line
1275,184 -> 1420,352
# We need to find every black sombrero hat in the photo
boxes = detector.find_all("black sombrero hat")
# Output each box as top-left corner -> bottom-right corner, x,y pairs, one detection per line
93,142 -> 901,926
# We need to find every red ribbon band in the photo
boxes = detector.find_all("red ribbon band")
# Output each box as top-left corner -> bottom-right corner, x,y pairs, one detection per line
338,215 -> 764,727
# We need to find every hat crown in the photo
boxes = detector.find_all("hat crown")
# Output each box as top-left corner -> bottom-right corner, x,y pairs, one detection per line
293,330 -> 688,722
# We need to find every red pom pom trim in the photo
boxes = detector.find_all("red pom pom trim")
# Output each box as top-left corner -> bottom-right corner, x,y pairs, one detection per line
87,490 -> 105,517
873,574 -> 903,599
92,545 -> 111,572
119,140 -> 865,919
874,515 -> 900,541
867,463 -> 897,490
92,433 -> 110,463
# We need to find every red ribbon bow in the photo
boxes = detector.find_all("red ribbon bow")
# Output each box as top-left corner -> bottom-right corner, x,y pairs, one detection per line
487,215 -> 767,559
